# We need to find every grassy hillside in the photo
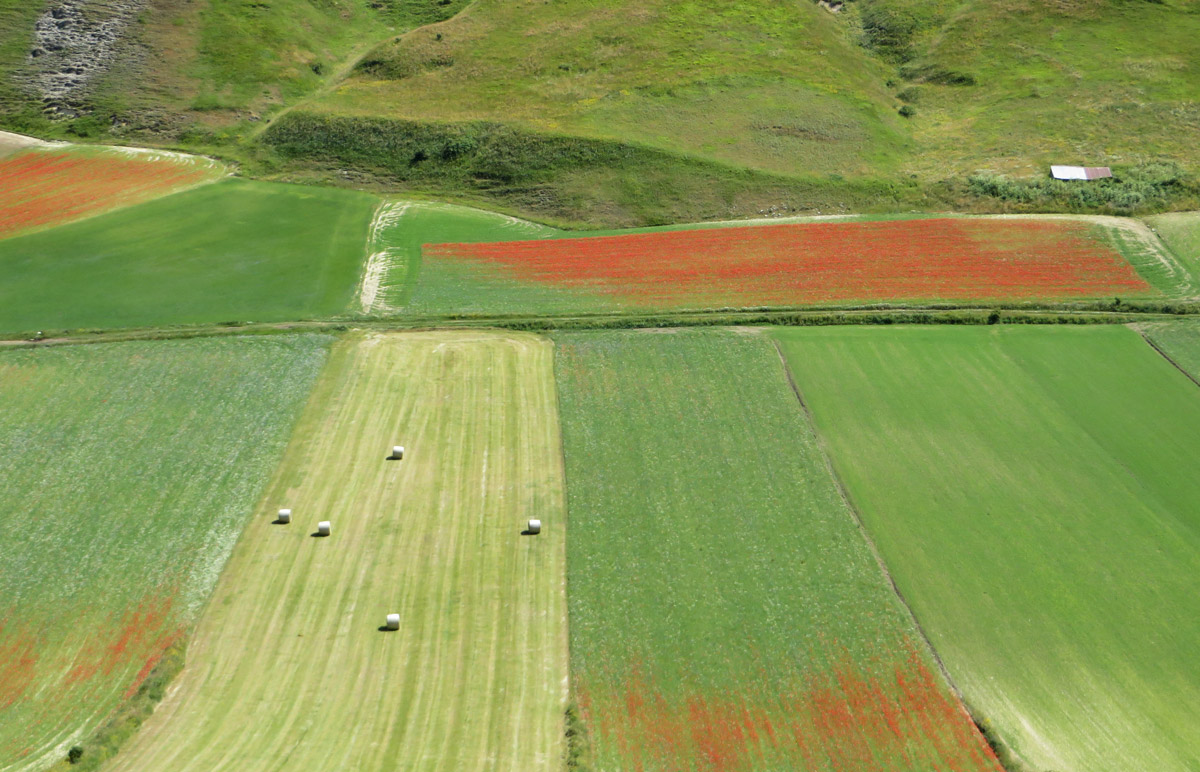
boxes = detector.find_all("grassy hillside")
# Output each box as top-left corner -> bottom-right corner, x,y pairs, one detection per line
319,0 -> 906,180
258,112 -> 917,227
0,335 -> 331,772
553,329 -> 1000,771
5,0 -> 1199,223
0,0 -> 469,139
895,0 -> 1200,180
109,331 -> 568,772
0,178 -> 375,334
776,325 -> 1200,772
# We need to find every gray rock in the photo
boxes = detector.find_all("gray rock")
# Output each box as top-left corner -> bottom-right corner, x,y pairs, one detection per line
20,0 -> 149,111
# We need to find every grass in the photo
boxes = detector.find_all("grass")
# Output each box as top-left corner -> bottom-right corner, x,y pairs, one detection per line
774,325 -> 1200,772
258,112 -> 918,228
318,0 -> 906,180
899,0 -> 1200,182
5,0 -> 1200,224
107,331 -> 569,772
552,329 -> 1000,772
0,0 -> 471,140
0,178 -> 376,334
1145,211 -> 1200,295
0,334 -> 332,772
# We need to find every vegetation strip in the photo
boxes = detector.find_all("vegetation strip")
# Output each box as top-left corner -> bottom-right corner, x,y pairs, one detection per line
108,331 -> 569,772
554,329 -> 1000,772
775,325 -> 1200,772
0,335 -> 331,772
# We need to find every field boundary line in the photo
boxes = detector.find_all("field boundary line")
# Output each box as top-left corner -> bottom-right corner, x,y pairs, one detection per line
769,338 -> 1022,770
1135,327 -> 1200,390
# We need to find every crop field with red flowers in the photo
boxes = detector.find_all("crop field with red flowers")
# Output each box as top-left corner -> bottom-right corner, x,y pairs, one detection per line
420,217 -> 1153,314
0,147 -> 223,241
0,335 -> 330,772
553,329 -> 1002,772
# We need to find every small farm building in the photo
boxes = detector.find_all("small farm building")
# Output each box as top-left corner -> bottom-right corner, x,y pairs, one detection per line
1051,165 -> 1112,181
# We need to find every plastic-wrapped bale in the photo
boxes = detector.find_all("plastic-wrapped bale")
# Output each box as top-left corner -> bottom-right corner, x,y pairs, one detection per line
526,519 -> 541,535
385,613 -> 400,631
317,520 -> 331,537
391,445 -> 404,460
277,508 -> 292,524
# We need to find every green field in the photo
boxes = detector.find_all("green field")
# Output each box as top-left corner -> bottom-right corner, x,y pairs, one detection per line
0,335 -> 331,772
109,331 -> 569,772
775,325 -> 1200,772
0,178 -> 376,334
1145,212 -> 1200,296
553,329 -> 999,772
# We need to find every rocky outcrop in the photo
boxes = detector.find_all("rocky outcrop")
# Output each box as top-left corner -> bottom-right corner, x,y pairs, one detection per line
22,0 -> 148,113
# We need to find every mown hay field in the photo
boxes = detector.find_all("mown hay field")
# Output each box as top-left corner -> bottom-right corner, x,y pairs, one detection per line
775,325 -> 1200,772
553,329 -> 1000,772
0,178 -> 376,335
0,145 -> 224,241
0,335 -> 331,772
109,331 -> 568,772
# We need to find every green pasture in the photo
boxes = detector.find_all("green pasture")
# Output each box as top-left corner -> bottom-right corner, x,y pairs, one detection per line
0,335 -> 330,772
0,178 -> 376,334
775,325 -> 1200,772
109,331 -> 568,772
553,329 -> 998,772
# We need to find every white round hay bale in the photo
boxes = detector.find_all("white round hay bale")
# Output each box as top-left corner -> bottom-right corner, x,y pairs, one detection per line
391,445 -> 404,460
527,519 -> 541,535
317,520 -> 331,536
386,613 -> 400,630
277,508 -> 291,524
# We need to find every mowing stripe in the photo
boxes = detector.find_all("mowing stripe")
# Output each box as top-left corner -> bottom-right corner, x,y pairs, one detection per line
108,331 -> 568,772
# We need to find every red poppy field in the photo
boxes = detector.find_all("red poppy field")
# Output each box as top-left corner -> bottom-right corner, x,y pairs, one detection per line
0,148 -> 222,241
424,217 -> 1152,310
578,650 -> 1001,772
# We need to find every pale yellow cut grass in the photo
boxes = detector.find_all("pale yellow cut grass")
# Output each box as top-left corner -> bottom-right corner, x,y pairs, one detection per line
108,330 -> 568,772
